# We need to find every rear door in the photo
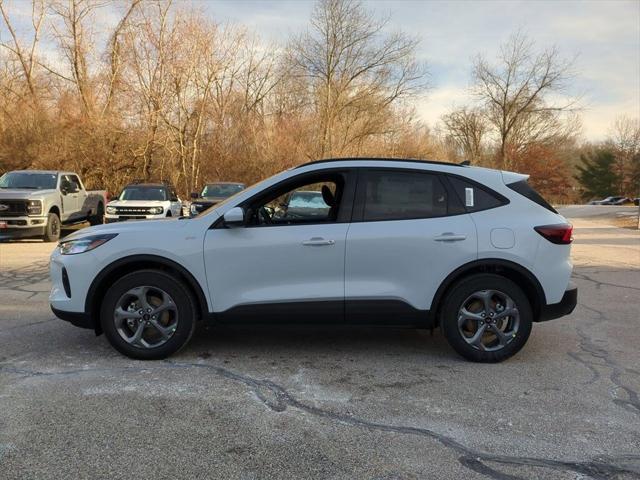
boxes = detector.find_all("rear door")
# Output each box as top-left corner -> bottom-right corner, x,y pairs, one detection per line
345,168 -> 478,322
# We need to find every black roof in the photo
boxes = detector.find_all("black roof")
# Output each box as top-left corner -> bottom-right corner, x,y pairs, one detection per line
295,157 -> 467,169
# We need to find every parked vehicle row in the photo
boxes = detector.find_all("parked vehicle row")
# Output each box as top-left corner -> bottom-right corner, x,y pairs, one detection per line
588,196 -> 636,205
49,158 -> 577,363
0,171 -> 248,241
0,170 -> 107,242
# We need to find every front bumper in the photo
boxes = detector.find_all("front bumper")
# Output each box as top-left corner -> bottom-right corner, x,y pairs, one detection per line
0,216 -> 46,239
538,282 -> 577,322
51,305 -> 95,330
105,214 -> 164,223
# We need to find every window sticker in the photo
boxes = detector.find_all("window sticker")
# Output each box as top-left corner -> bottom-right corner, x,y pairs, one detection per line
465,187 -> 474,207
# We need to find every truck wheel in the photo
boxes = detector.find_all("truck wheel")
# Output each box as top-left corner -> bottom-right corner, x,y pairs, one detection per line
100,270 -> 197,360
89,203 -> 104,226
43,212 -> 61,242
441,274 -> 532,363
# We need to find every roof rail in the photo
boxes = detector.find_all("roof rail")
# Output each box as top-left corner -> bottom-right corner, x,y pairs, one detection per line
295,157 -> 465,169
129,179 -> 174,186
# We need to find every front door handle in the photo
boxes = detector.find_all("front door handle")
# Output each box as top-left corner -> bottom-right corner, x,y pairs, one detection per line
302,237 -> 336,246
434,232 -> 467,242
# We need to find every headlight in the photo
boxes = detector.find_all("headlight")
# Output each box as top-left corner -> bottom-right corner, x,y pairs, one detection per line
190,204 -> 199,215
27,200 -> 42,215
106,205 -> 116,214
150,207 -> 164,215
59,233 -> 118,255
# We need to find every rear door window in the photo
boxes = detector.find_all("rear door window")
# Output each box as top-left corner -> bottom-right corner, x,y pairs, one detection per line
361,170 -> 456,221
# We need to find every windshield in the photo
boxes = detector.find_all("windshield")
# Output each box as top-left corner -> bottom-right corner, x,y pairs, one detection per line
288,191 -> 326,208
0,172 -> 58,189
119,186 -> 168,201
202,184 -> 244,198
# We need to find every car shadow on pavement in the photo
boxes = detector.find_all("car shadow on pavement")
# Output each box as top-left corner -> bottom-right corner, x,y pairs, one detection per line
183,323 -> 465,363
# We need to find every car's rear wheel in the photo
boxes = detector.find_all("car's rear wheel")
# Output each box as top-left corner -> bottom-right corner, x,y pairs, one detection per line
441,274 -> 532,362
100,270 -> 196,360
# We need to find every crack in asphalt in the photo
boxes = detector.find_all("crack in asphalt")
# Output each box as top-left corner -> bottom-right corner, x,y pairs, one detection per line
0,318 -> 57,333
572,271 -> 640,292
3,244 -> 640,478
1,360 -> 638,480
0,261 -> 50,301
567,302 -> 640,418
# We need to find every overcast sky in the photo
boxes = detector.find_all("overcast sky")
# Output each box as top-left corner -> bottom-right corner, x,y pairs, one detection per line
201,0 -> 640,141
1,0 -> 638,140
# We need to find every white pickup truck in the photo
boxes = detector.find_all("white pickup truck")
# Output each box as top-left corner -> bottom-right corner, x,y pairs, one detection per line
0,170 -> 107,242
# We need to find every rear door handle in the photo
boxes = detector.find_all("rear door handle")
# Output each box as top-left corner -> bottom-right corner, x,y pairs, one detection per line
434,232 -> 467,242
302,237 -> 336,246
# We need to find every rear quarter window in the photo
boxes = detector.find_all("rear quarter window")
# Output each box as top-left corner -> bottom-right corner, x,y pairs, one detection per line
506,180 -> 557,213
447,176 -> 507,213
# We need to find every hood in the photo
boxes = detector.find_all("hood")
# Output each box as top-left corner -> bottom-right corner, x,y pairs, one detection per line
108,199 -> 169,206
63,216 -> 185,241
193,197 -> 223,204
0,189 -> 57,199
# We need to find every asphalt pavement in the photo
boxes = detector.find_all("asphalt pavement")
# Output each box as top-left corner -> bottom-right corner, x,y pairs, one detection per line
0,206 -> 639,479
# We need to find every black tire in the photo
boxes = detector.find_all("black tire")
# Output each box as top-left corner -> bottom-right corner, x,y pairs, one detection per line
43,212 -> 61,242
100,269 -> 197,360
89,202 -> 104,226
441,273 -> 532,363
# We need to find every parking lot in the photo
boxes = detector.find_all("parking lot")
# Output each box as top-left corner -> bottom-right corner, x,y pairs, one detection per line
1,207 -> 639,479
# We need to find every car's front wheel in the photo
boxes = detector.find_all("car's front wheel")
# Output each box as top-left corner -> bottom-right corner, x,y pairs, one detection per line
43,212 -> 60,242
441,274 -> 532,363
89,203 -> 104,226
100,270 -> 197,360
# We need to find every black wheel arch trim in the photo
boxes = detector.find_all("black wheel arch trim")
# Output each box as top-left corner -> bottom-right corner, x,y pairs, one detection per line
85,254 -> 209,334
428,258 -> 547,324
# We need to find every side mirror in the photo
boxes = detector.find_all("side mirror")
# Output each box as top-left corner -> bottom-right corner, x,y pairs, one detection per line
223,207 -> 245,227
190,192 -> 199,199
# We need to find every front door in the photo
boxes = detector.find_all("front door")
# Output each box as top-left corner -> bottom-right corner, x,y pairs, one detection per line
60,174 -> 81,221
203,170 -> 355,323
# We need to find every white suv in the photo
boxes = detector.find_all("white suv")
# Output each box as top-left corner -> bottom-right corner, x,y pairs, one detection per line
105,182 -> 182,223
49,159 -> 577,362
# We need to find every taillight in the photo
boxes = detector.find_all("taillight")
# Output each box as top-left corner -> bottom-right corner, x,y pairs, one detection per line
534,224 -> 573,244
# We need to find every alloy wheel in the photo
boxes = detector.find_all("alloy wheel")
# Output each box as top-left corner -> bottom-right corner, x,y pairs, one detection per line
113,286 -> 179,349
457,289 -> 520,351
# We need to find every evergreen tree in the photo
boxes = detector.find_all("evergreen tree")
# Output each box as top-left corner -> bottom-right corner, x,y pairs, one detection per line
575,150 -> 621,200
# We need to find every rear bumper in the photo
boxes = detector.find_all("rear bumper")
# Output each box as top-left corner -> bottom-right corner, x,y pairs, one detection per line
51,305 -> 95,330
538,282 -> 577,322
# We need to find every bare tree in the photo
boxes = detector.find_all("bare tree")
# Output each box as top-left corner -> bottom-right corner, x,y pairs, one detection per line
608,115 -> 640,195
0,0 -> 45,105
122,0 -> 174,180
290,0 -> 427,157
441,107 -> 487,164
473,32 -> 579,168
